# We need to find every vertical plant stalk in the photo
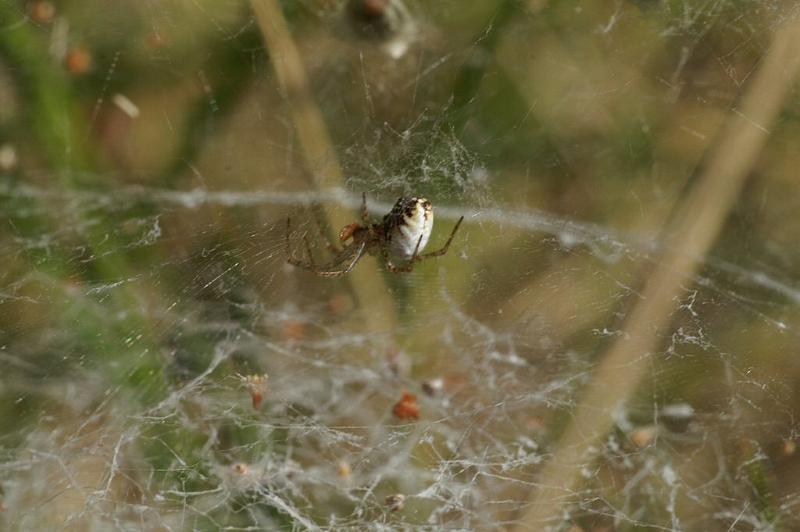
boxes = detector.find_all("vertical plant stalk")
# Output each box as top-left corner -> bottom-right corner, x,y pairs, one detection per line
516,14 -> 800,530
0,4 -> 173,400
250,0 -> 395,332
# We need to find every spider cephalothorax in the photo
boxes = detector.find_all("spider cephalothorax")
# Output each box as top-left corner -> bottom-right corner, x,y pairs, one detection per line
286,194 -> 463,277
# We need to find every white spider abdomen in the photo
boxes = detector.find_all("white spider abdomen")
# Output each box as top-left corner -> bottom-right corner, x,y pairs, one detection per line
386,197 -> 433,259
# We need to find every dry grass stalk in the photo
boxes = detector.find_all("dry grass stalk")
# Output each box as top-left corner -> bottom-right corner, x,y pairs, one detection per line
516,13 -> 800,530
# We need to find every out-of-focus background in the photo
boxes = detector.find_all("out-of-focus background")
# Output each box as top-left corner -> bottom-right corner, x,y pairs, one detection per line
2,0 -> 800,529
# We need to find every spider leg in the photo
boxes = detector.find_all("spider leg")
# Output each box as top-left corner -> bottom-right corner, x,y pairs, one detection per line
302,234 -> 317,268
416,216 -> 465,260
360,192 -> 370,226
379,217 -> 464,273
381,244 -> 414,273
286,219 -> 316,270
286,216 -> 301,263
287,213 -> 368,277
309,209 -> 342,254
290,241 -> 366,277
409,233 -> 424,261
340,242 -> 366,275
307,242 -> 367,277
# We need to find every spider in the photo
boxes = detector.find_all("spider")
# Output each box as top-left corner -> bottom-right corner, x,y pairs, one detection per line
286,193 -> 464,277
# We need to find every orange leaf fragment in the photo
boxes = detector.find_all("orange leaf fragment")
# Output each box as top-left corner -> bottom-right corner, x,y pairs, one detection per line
392,391 -> 419,421
239,373 -> 268,410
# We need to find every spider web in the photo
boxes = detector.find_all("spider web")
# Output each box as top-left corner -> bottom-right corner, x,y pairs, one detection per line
2,1 -> 800,531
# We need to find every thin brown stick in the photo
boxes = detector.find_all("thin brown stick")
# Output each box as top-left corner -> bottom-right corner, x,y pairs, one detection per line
250,0 -> 395,332
515,14 -> 800,530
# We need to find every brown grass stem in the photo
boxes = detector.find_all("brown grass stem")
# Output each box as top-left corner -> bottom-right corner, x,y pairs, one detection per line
250,0 -> 396,333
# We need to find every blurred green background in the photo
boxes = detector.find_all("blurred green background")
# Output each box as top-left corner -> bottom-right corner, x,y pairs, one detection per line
2,0 -> 800,530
